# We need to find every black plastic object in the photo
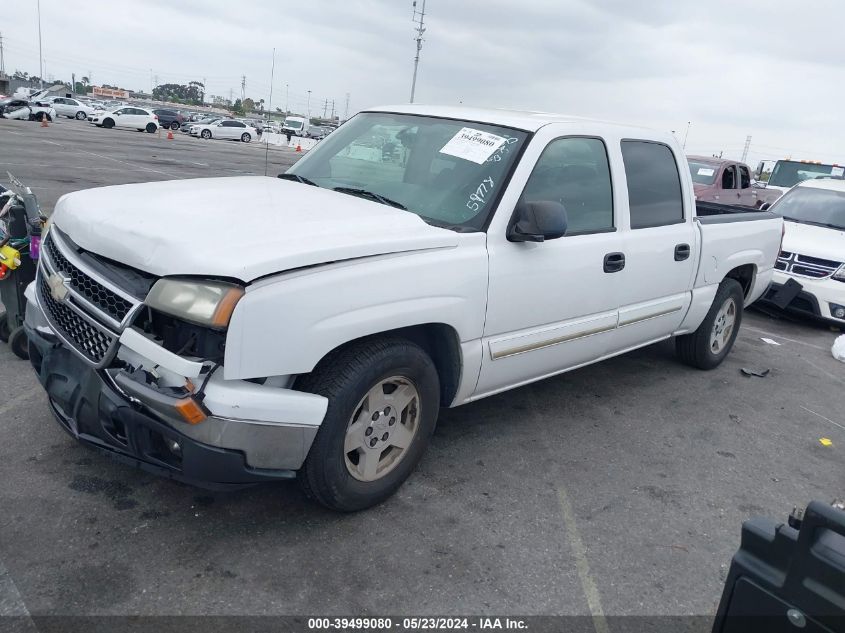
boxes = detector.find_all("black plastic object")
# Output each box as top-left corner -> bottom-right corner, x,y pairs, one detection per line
0,200 -> 37,336
713,501 -> 845,632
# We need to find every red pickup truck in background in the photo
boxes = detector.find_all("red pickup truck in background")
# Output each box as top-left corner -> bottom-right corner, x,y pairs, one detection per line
687,156 -> 783,208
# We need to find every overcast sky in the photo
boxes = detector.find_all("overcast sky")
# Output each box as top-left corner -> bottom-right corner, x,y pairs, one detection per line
4,0 -> 844,166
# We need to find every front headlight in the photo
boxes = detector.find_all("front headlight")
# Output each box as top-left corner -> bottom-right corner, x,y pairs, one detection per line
833,265 -> 845,283
145,278 -> 244,328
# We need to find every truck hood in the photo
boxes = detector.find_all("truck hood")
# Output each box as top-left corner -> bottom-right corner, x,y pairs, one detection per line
782,219 -> 845,263
51,176 -> 460,281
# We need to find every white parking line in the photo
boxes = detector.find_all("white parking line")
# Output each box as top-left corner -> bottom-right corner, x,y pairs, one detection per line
2,130 -> 23,136
557,486 -> 609,633
73,149 -> 183,179
0,560 -> 30,618
41,140 -> 62,146
742,326 -> 827,351
800,406 -> 845,433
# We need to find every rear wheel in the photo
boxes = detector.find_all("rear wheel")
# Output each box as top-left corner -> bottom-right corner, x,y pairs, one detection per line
145,123 -> 157,133
170,121 -> 180,130
297,337 -> 440,511
676,278 -> 744,370
241,132 -> 251,143
102,118 -> 114,129
201,129 -> 212,139
75,111 -> 87,120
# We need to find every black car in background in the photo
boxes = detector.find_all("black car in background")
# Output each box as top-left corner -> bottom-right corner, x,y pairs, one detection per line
152,109 -> 185,130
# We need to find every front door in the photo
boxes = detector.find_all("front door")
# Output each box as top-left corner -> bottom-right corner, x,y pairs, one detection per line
477,130 -> 623,397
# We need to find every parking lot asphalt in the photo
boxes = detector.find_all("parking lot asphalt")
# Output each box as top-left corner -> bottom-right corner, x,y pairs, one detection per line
1,118 -> 844,620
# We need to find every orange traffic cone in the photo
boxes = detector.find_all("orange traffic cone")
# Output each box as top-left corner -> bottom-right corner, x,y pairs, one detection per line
40,116 -> 49,128
295,143 -> 302,152
167,130 -> 174,140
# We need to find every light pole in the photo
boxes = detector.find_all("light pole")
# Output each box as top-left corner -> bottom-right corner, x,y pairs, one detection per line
285,83 -> 289,115
682,121 -> 691,149
37,0 -> 44,89
307,90 -> 311,118
410,0 -> 427,103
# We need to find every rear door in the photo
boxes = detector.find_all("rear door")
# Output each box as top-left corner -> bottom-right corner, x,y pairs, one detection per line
610,140 -> 697,352
737,165 -> 757,207
52,98 -> 70,117
721,165 -> 739,203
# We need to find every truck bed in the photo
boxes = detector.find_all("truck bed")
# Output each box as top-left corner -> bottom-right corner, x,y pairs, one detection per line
695,201 -> 777,223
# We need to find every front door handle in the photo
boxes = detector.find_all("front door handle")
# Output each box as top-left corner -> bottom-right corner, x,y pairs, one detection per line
674,243 -> 691,261
603,252 -> 625,273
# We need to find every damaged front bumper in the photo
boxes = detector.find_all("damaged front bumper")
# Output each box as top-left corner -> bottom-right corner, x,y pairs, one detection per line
24,283 -> 327,489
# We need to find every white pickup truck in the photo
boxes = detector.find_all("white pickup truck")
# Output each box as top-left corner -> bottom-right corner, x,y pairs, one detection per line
24,105 -> 783,510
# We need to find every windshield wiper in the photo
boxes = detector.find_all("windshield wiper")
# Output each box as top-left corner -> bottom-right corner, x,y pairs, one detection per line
278,173 -> 318,186
333,187 -> 407,210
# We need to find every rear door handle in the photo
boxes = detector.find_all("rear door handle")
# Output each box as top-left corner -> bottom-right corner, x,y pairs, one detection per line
674,243 -> 691,261
603,252 -> 625,273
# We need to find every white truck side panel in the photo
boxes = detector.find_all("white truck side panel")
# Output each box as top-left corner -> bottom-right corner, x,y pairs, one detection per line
224,236 -> 489,386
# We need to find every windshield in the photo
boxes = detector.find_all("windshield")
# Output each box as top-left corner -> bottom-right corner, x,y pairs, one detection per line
285,120 -> 303,129
285,112 -> 529,230
772,186 -> 845,230
688,160 -> 719,185
768,160 -> 845,188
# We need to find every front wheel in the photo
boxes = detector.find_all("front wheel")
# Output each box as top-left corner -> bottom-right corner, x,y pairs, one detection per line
240,132 -> 251,143
675,278 -> 744,370
170,121 -> 180,130
8,326 -> 29,360
75,111 -> 87,120
297,338 -> 440,511
145,123 -> 157,133
102,118 -> 114,129
201,129 -> 212,139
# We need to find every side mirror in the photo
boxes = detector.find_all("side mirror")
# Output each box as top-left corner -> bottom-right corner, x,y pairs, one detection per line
507,200 -> 569,243
760,202 -> 772,211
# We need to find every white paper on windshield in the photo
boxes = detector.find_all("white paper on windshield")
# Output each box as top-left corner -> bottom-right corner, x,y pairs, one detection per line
439,128 -> 507,164
697,167 -> 715,177
832,166 -> 844,177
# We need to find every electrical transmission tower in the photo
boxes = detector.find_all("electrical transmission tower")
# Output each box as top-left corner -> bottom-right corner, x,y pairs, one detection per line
409,0 -> 427,103
741,135 -> 752,163
241,75 -> 246,102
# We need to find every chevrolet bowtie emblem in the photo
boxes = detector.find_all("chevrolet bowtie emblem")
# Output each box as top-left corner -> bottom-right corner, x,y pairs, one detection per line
47,271 -> 71,303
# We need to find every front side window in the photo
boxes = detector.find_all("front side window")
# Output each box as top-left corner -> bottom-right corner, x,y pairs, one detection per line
286,112 -> 529,230
621,140 -> 684,229
521,137 -> 614,234
722,166 -> 736,190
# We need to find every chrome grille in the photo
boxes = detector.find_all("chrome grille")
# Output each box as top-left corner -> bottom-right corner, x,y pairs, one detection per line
37,229 -> 142,367
776,251 -> 842,279
44,233 -> 133,322
38,276 -> 115,363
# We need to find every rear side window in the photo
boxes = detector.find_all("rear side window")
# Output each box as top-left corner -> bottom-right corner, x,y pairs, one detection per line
739,165 -> 751,189
621,140 -> 684,229
522,137 -> 614,234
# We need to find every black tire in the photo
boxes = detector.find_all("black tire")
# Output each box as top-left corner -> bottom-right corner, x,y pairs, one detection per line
8,326 -> 29,360
75,111 -> 87,120
170,121 -> 180,130
103,118 -> 114,129
145,123 -> 157,133
296,337 -> 440,511
676,278 -> 744,370
201,129 -> 212,139
241,133 -> 251,143
0,310 -> 10,343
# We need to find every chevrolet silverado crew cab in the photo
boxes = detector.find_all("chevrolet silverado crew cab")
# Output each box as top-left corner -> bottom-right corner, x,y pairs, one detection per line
24,105 -> 783,511
759,178 -> 845,327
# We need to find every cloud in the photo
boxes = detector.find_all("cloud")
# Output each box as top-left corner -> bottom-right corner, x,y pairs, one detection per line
4,0 -> 844,163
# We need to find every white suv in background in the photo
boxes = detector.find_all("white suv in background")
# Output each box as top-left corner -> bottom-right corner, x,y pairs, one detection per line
52,97 -> 96,120
762,179 -> 845,327
90,106 -> 159,133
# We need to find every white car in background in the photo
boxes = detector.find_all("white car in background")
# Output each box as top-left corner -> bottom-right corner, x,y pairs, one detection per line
191,119 -> 256,142
90,106 -> 159,133
51,97 -> 96,120
761,178 -> 845,327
